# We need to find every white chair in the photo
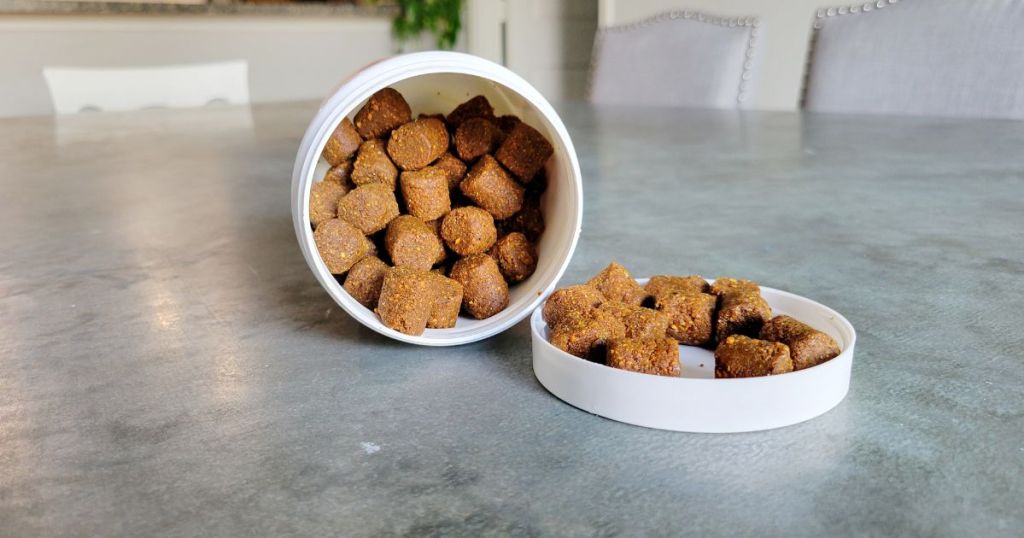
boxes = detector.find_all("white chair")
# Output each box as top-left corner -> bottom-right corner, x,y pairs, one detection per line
588,11 -> 759,109
804,0 -> 1024,119
43,60 -> 250,115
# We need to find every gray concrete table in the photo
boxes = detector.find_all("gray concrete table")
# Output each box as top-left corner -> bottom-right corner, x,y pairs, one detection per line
1,102 -> 1022,537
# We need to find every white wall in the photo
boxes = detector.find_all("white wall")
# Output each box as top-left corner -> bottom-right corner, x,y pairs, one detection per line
0,15 -> 397,118
599,0 -> 841,110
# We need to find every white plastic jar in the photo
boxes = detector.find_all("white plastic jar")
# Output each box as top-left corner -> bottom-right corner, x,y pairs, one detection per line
291,52 -> 583,346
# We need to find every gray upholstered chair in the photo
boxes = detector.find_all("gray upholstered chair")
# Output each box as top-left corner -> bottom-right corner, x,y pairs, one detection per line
804,0 -> 1024,119
589,11 -> 759,109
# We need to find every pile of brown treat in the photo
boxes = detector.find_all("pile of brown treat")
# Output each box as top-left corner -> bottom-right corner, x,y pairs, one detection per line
542,262 -> 841,378
309,88 -> 553,336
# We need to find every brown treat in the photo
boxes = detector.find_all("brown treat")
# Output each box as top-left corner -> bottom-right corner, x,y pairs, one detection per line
400,166 -> 451,221
385,215 -> 445,271
759,315 -> 841,370
498,195 -> 545,241
656,292 -> 716,346
336,183 -> 400,235
496,114 -> 521,133
352,139 -> 399,189
313,218 -> 371,274
343,255 -> 389,308
454,117 -> 504,161
434,152 -> 467,190
449,254 -> 509,319
489,232 -> 537,283
387,118 -> 449,171
440,206 -> 497,256
714,335 -> 793,378
354,88 -> 412,139
375,266 -> 435,336
322,161 -> 353,188
644,275 -> 710,302
494,122 -> 553,182
547,308 -> 625,361
460,155 -> 525,219
426,273 -> 463,329
598,302 -> 669,340
607,337 -> 680,377
710,277 -> 760,297
542,285 -> 605,327
446,95 -> 495,127
323,118 -> 362,166
309,180 -> 347,229
716,291 -> 773,343
587,262 -> 648,306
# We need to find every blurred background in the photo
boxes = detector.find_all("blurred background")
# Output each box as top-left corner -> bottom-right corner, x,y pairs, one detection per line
0,0 -> 882,118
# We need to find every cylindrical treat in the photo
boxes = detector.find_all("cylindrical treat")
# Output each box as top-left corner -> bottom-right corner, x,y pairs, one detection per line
710,277 -> 760,297
375,266 -> 435,336
343,255 -> 389,308
644,275 -> 709,302
427,273 -> 463,329
607,337 -> 680,377
387,118 -> 448,170
598,302 -> 669,340
309,180 -> 347,229
547,308 -> 626,361
460,155 -> 525,219
497,195 -> 545,242
446,95 -> 495,127
496,114 -> 521,133
655,292 -> 716,346
542,284 -> 605,327
440,206 -> 497,256
714,335 -> 793,378
489,232 -> 537,282
434,152 -> 467,190
322,161 -> 353,188
715,291 -> 773,343
400,166 -> 450,221
385,215 -> 445,271
323,117 -> 362,166
494,121 -> 553,182
587,262 -> 648,306
418,112 -> 447,125
337,183 -> 400,235
352,139 -> 398,189
759,315 -> 841,370
454,117 -> 504,161
449,254 -> 509,319
313,218 -> 371,274
354,87 -> 412,139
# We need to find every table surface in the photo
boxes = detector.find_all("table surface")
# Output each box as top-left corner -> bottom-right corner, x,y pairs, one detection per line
1,102 -> 1022,537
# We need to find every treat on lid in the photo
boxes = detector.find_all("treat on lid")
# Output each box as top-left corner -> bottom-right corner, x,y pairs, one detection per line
716,291 -> 772,343
607,337 -> 680,377
587,262 -> 648,306
644,275 -> 710,302
715,335 -> 793,378
542,285 -> 605,328
548,308 -> 625,360
655,292 -> 715,346
597,302 -> 669,340
759,315 -> 841,370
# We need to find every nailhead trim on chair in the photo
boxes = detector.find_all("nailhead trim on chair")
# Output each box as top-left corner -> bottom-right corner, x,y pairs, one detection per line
587,11 -> 760,107
802,0 -> 905,106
